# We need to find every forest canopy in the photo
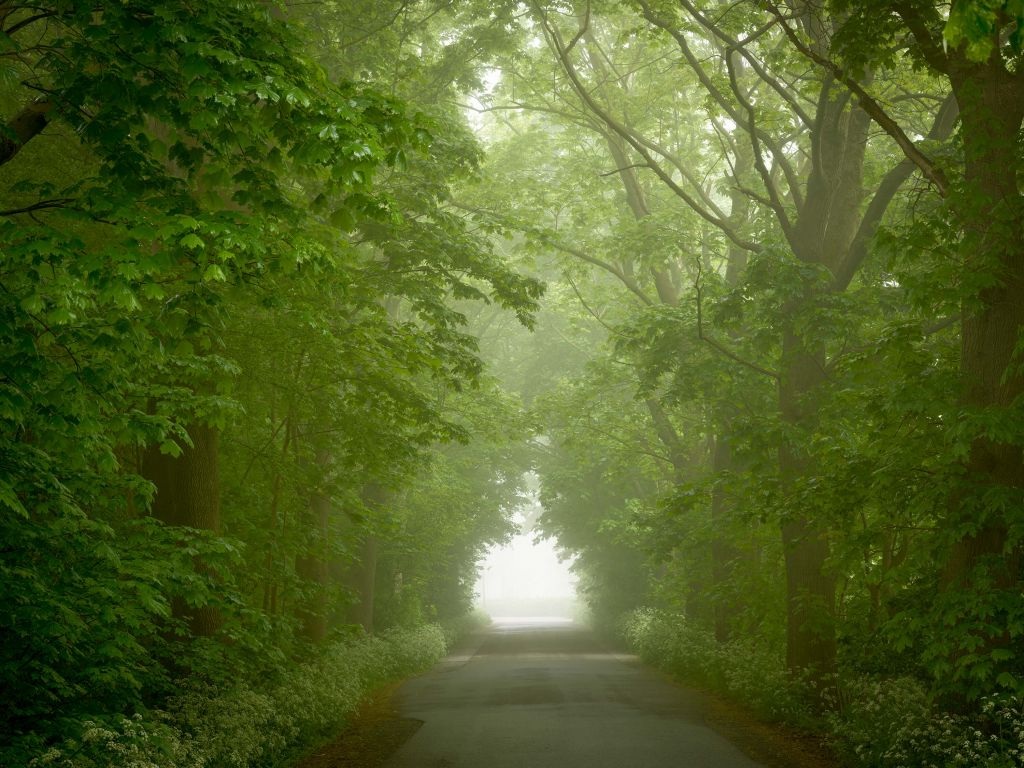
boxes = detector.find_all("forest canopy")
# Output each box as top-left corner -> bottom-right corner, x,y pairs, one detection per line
2,1 -> 1024,767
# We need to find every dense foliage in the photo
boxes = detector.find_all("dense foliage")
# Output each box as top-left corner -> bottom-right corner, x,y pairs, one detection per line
1,1 -> 537,765
462,0 -> 1024,764
4,0 -> 1024,766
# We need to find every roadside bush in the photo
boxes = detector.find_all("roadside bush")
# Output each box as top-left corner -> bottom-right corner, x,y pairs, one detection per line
619,608 -> 811,724
831,685 -> 1024,768
621,608 -> 1024,767
28,624 -> 450,768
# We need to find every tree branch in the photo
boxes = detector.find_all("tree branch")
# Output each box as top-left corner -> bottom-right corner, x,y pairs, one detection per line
892,1 -> 950,74
449,199 -> 656,306
0,197 -> 75,217
599,163 -> 647,177
765,2 -> 949,196
636,0 -> 804,210
679,0 -> 814,130
832,93 -> 959,290
726,51 -> 795,244
0,99 -> 52,167
537,8 -> 764,254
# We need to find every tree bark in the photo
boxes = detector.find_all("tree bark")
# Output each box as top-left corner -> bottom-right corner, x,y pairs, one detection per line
940,58 -> 1024,654
142,422 -> 222,637
710,145 -> 754,643
775,61 -> 870,676
345,483 -> 386,633
296,487 -> 330,643
778,333 -> 836,674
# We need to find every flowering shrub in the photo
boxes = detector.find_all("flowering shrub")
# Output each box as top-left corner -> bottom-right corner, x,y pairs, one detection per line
620,608 -> 1024,767
619,608 -> 812,724
29,624 -> 449,768
31,714 -> 204,768
833,687 -> 1024,768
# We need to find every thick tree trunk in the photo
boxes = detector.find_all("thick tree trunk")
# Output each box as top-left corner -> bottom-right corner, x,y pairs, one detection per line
773,53 -> 868,675
142,422 -> 222,637
344,484 -> 386,633
941,62 -> 1024,646
778,332 -> 836,675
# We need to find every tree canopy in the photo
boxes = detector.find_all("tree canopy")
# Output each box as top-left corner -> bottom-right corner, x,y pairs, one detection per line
3,1 -> 1024,767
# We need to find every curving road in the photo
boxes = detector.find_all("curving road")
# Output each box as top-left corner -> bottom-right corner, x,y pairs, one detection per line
383,618 -> 764,768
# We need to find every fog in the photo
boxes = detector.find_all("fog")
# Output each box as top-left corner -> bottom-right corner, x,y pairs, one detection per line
476,533 -> 579,619
475,490 -> 580,621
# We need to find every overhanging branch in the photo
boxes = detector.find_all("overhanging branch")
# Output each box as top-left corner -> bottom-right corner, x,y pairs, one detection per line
765,3 -> 949,196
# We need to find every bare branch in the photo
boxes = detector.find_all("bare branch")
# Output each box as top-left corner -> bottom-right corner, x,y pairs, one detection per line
449,199 -> 656,306
565,272 -> 623,335
726,51 -> 795,244
0,197 -> 74,216
678,0 -> 814,130
635,0 -> 804,209
565,0 -> 591,53
599,163 -> 647,177
4,10 -> 55,36
537,8 -> 764,254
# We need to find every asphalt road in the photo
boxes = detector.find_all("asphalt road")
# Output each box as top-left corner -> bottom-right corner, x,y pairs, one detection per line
383,618 -> 764,768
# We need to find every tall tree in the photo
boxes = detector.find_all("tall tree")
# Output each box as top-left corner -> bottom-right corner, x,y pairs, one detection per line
828,0 -> 1024,698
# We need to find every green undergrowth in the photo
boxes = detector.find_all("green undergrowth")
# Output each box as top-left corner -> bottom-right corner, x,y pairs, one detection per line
621,608 -> 1024,768
26,624 -> 450,768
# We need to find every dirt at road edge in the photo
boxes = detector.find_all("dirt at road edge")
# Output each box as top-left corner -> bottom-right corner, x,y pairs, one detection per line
294,682 -> 422,768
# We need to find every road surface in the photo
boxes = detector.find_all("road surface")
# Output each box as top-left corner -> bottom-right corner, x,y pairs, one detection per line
383,618 -> 764,768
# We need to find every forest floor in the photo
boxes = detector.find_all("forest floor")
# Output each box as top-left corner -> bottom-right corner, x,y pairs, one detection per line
295,620 -> 840,768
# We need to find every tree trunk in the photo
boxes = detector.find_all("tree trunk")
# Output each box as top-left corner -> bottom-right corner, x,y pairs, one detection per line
940,60 -> 1024,662
773,46 -> 869,674
345,483 -> 386,633
711,150 -> 754,643
710,431 -> 745,642
142,421 -> 222,637
296,488 -> 330,643
346,535 -> 378,633
0,100 -> 50,168
778,331 -> 836,675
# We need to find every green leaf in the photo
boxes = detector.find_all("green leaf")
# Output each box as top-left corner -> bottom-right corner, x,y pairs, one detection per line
159,440 -> 182,458
179,233 -> 205,250
203,264 -> 227,282
141,283 -> 166,301
330,207 -> 356,231
0,480 -> 27,518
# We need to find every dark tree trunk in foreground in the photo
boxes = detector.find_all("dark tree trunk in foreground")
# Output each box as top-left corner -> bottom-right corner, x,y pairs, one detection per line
940,55 -> 1024,659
